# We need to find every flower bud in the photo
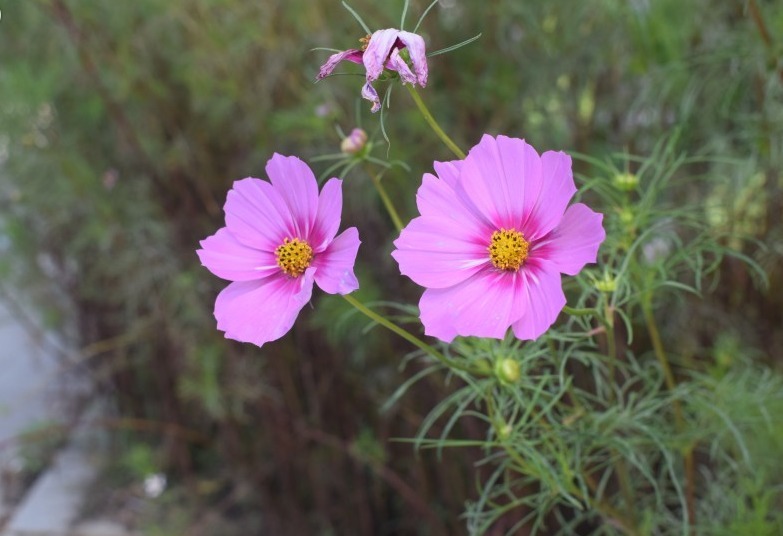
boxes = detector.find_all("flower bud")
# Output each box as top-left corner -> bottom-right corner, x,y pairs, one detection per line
618,208 -> 634,226
612,172 -> 638,191
495,357 -> 521,385
594,272 -> 617,293
340,128 -> 368,155
496,423 -> 513,440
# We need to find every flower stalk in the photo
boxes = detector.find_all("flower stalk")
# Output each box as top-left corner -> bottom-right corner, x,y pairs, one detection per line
405,85 -> 466,159
342,294 -> 478,374
642,293 -> 696,527
367,168 -> 404,232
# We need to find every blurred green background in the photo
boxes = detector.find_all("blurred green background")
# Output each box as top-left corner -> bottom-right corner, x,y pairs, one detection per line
0,0 -> 781,534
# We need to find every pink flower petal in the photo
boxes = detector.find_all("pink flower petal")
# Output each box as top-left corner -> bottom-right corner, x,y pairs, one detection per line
458,135 -> 542,230
393,215 -> 489,289
532,203 -> 605,275
511,262 -> 565,340
396,31 -> 428,86
523,150 -> 576,241
197,228 -> 279,282
432,159 -> 462,188
387,48 -> 417,85
224,178 -> 294,251
361,81 -> 381,113
363,28 -> 401,81
312,227 -> 360,295
419,267 -> 527,342
316,49 -> 364,80
214,268 -> 315,347
415,173 -> 489,237
310,178 -> 343,253
265,154 -> 319,239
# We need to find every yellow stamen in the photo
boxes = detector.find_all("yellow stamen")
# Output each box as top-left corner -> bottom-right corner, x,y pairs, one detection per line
275,237 -> 313,277
488,228 -> 529,271
359,34 -> 372,51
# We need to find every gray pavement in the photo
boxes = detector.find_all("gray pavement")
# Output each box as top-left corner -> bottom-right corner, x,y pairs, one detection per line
0,297 -> 63,489
0,296 -> 103,535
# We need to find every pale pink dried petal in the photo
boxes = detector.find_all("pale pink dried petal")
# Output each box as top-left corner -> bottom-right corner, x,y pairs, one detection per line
386,48 -> 417,84
396,30 -> 428,86
361,81 -> 381,113
363,28 -> 400,81
316,48 -> 364,80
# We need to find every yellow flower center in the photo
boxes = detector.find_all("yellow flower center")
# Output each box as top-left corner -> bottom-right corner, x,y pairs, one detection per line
488,228 -> 529,271
359,34 -> 372,51
275,237 -> 313,277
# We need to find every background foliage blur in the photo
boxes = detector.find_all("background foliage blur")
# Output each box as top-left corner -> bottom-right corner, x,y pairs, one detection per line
1,0 -> 781,534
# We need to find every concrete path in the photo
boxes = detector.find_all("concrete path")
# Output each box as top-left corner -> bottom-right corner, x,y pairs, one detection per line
0,295 -> 110,535
0,296 -> 64,504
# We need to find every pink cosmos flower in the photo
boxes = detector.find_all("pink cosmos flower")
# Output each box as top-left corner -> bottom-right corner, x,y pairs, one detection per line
392,135 -> 605,342
197,154 -> 361,347
317,28 -> 428,113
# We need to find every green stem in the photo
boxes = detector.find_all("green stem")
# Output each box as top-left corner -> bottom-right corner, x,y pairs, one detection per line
341,294 -> 476,374
406,85 -> 466,159
367,168 -> 404,232
603,304 -> 636,526
642,293 -> 696,528
486,392 -> 640,536
563,305 -> 599,317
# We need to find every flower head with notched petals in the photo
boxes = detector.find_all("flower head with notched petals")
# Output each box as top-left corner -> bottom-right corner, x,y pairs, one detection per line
317,28 -> 428,113
392,135 -> 605,342
197,154 -> 361,348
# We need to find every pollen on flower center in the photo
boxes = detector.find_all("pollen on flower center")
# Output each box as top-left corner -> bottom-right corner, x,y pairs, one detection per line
488,228 -> 529,272
359,34 -> 372,51
275,237 -> 313,277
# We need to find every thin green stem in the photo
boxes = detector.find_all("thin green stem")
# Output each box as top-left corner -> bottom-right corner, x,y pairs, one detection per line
563,305 -> 599,317
603,304 -> 636,527
405,85 -> 466,159
642,293 -> 696,528
486,392 -> 640,536
342,294 -> 476,374
367,168 -> 404,232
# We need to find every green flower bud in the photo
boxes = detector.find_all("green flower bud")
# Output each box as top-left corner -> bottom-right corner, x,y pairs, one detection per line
612,172 -> 639,191
594,273 -> 617,293
618,208 -> 635,226
495,358 -> 521,385
496,423 -> 513,440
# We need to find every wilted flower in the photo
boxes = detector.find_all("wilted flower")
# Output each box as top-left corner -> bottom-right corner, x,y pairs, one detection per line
341,128 -> 368,155
317,28 -> 428,112
392,135 -> 605,342
197,154 -> 361,347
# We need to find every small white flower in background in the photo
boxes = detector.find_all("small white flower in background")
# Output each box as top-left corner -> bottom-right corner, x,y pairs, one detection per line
642,236 -> 673,265
143,473 -> 167,498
